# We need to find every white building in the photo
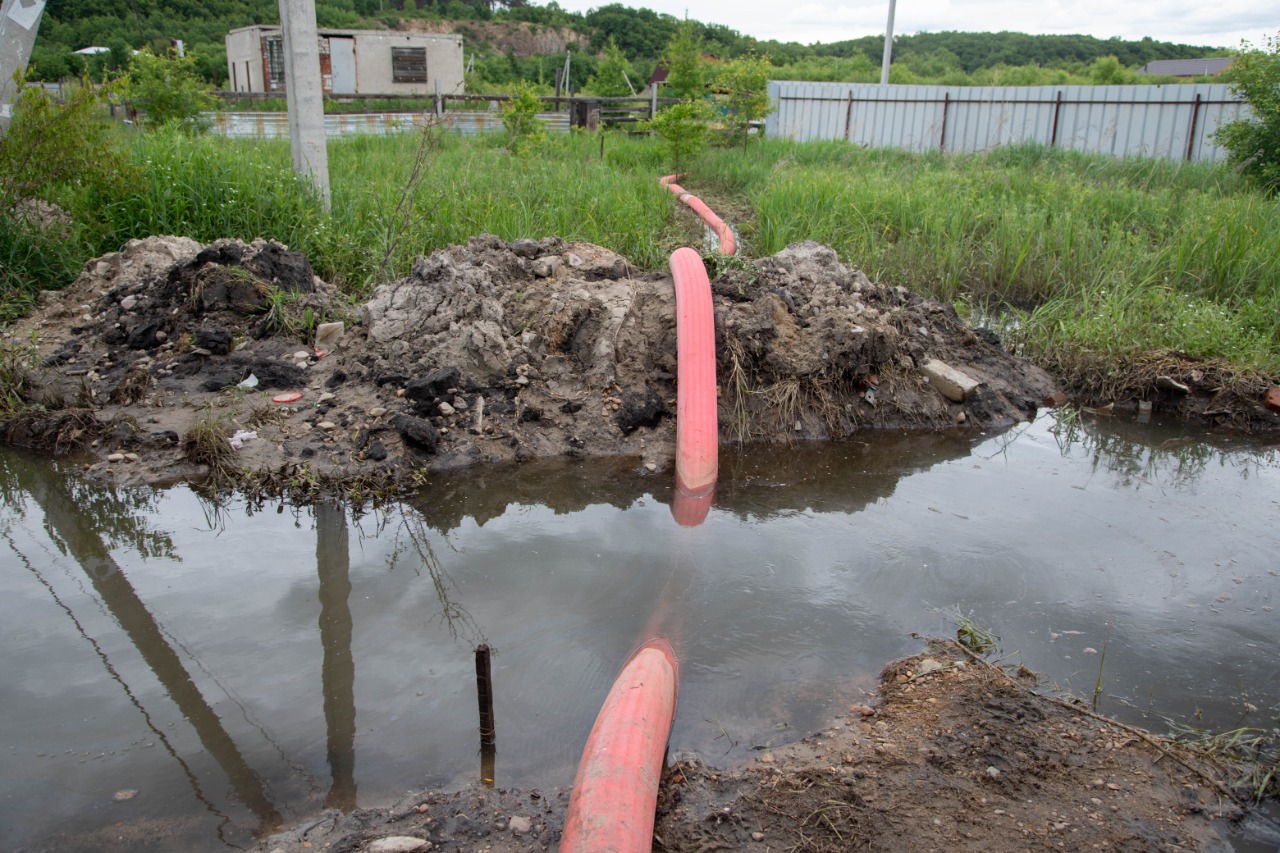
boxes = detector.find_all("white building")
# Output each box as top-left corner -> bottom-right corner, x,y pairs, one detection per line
225,26 -> 463,96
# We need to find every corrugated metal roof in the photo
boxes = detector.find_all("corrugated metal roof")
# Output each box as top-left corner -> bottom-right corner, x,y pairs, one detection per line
1136,58 -> 1233,77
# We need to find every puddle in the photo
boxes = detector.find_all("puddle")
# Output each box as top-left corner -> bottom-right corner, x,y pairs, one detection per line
1,412 -> 1277,851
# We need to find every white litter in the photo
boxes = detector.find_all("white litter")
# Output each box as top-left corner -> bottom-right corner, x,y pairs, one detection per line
236,373 -> 259,389
228,430 -> 258,450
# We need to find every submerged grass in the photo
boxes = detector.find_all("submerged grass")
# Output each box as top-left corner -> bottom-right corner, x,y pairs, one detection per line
7,126 -> 1279,396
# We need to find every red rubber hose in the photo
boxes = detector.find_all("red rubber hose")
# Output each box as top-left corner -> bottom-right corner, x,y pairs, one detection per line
560,640 -> 680,853
669,247 -> 718,500
659,174 -> 737,256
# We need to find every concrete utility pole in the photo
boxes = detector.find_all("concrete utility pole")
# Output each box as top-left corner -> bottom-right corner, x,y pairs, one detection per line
0,0 -> 47,136
278,0 -> 330,209
879,0 -> 897,86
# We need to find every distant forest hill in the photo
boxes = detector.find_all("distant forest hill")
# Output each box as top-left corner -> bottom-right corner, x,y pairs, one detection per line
28,0 -> 1227,89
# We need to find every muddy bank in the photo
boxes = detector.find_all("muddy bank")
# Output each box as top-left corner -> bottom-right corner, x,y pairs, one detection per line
4,235 -> 1062,494
254,640 -> 1261,853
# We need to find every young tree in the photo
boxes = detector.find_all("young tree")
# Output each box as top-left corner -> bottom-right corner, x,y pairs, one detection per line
716,53 -> 772,145
1214,34 -> 1280,193
587,38 -> 634,97
647,98 -> 714,170
664,19 -> 705,100
500,81 -> 546,154
124,49 -> 216,133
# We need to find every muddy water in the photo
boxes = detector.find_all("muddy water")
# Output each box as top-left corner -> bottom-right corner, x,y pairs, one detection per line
1,413 -> 1277,852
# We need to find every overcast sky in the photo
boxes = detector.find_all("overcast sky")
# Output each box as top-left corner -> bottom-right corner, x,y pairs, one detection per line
549,1 -> 1273,50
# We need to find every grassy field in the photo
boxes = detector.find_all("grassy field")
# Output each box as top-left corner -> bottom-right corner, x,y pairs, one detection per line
4,127 -> 1278,396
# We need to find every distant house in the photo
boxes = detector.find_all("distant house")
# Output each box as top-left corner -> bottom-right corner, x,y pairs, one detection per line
1136,58 -> 1234,77
647,53 -> 721,94
225,26 -> 463,96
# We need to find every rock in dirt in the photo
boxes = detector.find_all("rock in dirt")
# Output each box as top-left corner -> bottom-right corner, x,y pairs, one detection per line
1265,386 -> 1280,414
392,415 -> 440,455
614,387 -> 667,434
366,837 -> 431,853
922,358 -> 980,403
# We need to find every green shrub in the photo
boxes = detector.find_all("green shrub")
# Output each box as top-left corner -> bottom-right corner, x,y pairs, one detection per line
0,76 -> 129,312
1213,33 -> 1280,193
647,99 -> 715,170
587,39 -> 635,97
500,82 -> 546,154
715,53 -> 772,146
125,49 -> 217,133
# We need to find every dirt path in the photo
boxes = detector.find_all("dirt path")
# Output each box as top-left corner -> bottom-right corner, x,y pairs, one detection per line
3,234 -> 1063,496
256,640 -> 1261,853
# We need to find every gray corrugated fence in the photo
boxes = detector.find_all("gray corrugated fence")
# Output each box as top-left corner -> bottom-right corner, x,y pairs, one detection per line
765,82 -> 1249,162
208,109 -> 570,139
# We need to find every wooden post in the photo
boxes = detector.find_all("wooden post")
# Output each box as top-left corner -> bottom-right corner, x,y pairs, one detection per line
1049,90 -> 1063,147
476,643 -> 495,787
434,79 -> 442,118
476,644 -> 495,746
938,91 -> 950,152
1184,93 -> 1202,162
844,89 -> 855,142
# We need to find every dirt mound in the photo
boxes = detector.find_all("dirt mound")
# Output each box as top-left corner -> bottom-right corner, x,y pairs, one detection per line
654,641 -> 1250,852
4,235 -> 1059,493
254,641 -> 1252,853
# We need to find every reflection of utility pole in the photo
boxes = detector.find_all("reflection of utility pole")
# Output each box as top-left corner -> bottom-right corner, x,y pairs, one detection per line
24,468 -> 282,831
278,0 -> 330,208
880,0 -> 897,86
316,502 -> 356,810
0,0 -> 47,136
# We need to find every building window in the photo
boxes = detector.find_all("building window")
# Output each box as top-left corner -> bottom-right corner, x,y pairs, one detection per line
391,47 -> 427,84
264,35 -> 286,92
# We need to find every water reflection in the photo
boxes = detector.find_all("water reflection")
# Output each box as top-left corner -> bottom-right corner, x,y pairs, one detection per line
1051,410 -> 1279,489
1,411 -> 1277,853
415,429 -> 989,530
316,502 -> 356,811
0,452 -> 282,833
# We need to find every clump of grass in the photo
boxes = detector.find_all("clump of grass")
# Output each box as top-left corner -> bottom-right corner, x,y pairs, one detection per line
1169,725 -> 1280,803
0,332 -> 39,417
182,415 -> 238,482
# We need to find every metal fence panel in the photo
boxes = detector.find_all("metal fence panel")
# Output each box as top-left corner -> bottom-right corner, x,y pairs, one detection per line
765,81 -> 1248,163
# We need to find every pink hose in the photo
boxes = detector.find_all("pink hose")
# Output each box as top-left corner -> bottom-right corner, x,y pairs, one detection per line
669,247 -> 718,501
560,640 -> 680,853
659,173 -> 737,256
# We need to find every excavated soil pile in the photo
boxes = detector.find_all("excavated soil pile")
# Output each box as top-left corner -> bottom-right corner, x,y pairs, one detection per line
4,234 -> 1059,491
253,641 -> 1249,853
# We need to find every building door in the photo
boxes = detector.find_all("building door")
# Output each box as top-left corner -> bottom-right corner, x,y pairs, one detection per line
330,37 -> 356,95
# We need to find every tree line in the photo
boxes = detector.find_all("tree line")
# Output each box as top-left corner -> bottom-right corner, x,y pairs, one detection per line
30,0 -> 1227,88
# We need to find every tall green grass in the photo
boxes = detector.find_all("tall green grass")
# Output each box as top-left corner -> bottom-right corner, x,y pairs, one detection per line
84,128 -> 673,293
13,128 -> 1280,381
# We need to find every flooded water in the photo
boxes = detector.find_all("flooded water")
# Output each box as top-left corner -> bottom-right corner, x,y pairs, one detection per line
1,412 -> 1277,851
